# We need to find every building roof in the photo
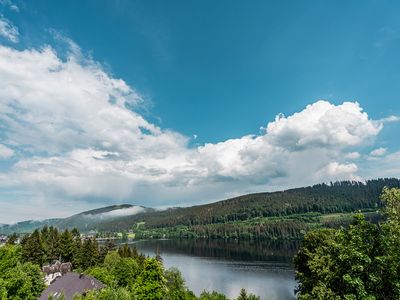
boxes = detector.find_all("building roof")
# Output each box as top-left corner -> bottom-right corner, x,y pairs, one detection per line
39,272 -> 105,300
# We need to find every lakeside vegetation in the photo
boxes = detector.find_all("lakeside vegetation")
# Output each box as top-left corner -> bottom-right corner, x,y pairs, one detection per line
2,184 -> 400,299
0,227 -> 260,299
131,210 -> 381,241
295,187 -> 400,299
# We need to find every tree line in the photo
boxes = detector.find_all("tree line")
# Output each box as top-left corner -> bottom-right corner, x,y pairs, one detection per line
294,187 -> 400,299
94,178 -> 400,232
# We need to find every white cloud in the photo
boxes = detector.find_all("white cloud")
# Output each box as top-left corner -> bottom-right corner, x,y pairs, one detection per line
9,4 -> 19,12
370,147 -> 387,157
0,144 -> 14,159
0,43 -> 390,222
86,206 -> 147,219
345,152 -> 361,160
265,101 -> 381,149
0,16 -> 18,43
0,0 -> 17,11
379,115 -> 400,123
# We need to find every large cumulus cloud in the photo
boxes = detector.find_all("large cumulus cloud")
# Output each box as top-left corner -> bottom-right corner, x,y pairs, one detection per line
0,44 -> 389,221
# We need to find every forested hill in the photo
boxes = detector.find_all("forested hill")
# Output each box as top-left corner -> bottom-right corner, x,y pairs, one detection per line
94,178 -> 400,231
2,178 -> 400,234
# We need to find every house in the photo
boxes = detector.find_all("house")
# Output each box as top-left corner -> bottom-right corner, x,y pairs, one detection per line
42,260 -> 72,285
0,235 -> 7,244
38,272 -> 105,300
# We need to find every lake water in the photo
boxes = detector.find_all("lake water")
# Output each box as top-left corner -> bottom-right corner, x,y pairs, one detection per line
131,239 -> 298,300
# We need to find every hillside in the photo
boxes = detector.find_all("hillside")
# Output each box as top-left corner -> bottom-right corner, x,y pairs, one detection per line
0,219 -> 62,235
56,204 -> 154,231
2,178 -> 399,236
93,178 -> 400,232
1,205 -> 153,234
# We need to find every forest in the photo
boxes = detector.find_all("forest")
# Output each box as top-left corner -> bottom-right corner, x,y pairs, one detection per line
2,179 -> 398,241
103,179 -> 398,241
104,179 -> 400,228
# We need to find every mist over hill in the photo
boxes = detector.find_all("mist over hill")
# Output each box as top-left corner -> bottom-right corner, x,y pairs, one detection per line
2,178 -> 399,235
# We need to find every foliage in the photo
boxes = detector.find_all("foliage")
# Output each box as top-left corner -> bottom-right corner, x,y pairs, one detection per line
0,245 -> 45,300
294,187 -> 400,300
4,224 -> 266,300
164,267 -> 197,300
236,288 -> 260,300
21,229 -> 46,266
199,291 -> 229,300
133,257 -> 167,300
73,287 -> 133,300
85,266 -> 117,287
5,233 -> 17,246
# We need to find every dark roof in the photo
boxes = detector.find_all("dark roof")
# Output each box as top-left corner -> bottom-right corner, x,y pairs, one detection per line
39,272 -> 105,300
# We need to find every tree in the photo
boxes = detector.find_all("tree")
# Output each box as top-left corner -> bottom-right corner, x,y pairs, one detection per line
44,226 -> 60,262
73,287 -> 132,300
236,288 -> 260,300
59,229 -> 75,263
71,228 -> 81,239
21,229 -> 46,266
133,258 -> 167,300
113,257 -> 139,288
199,291 -> 229,300
6,233 -> 18,246
164,267 -> 187,300
86,266 -> 116,287
78,238 -> 100,270
99,239 -> 116,262
295,188 -> 400,300
0,245 -> 45,300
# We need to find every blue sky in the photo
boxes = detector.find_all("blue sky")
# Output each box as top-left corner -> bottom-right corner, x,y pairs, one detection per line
0,0 -> 400,222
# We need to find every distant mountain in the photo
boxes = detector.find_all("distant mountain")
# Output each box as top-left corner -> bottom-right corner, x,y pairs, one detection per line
90,178 -> 400,232
0,204 -> 154,234
0,219 -> 62,235
56,204 -> 155,231
2,178 -> 400,235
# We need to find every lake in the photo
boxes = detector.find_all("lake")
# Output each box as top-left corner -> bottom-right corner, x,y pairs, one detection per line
131,239 -> 298,300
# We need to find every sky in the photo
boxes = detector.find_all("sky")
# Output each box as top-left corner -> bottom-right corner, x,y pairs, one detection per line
0,0 -> 400,222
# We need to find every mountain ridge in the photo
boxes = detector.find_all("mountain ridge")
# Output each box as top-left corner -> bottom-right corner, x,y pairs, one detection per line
2,178 -> 400,235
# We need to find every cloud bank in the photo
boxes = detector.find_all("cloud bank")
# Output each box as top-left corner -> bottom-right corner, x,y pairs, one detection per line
0,43 -> 396,222
85,206 -> 148,219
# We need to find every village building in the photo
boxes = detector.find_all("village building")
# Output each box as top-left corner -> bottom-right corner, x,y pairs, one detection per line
38,272 -> 105,300
0,235 -> 7,245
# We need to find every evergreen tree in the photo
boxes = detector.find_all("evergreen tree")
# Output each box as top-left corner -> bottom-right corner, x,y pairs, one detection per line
59,229 -> 75,263
78,238 -> 99,270
71,228 -> 81,239
236,288 -> 260,300
5,233 -> 18,245
21,229 -> 46,266
45,226 -> 61,263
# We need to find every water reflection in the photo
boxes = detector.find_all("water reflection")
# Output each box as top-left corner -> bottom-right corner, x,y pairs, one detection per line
131,239 -> 298,300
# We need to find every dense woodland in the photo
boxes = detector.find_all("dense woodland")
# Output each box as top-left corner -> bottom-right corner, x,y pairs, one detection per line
2,179 -> 398,241
92,178 -> 400,232
106,179 -> 397,241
